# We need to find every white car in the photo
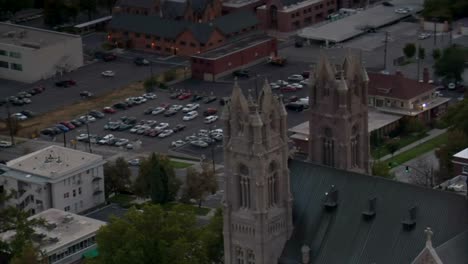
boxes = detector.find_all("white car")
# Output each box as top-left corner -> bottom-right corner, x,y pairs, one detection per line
80,115 -> 96,122
210,128 -> 223,134
101,70 -> 115,77
270,83 -> 280,90
182,103 -> 200,113
22,98 -> 32,104
0,141 -> 12,148
12,113 -> 27,120
190,140 -> 208,148
76,134 -> 89,141
171,140 -> 186,148
418,32 -> 431,40
155,122 -> 169,130
276,80 -> 289,86
290,83 -> 303,89
152,107 -> 166,115
183,111 -> 198,121
299,97 -> 309,104
126,143 -> 134,149
170,105 -> 183,111
130,125 -> 141,133
143,93 -> 157,99
133,97 -> 147,104
300,79 -> 309,85
115,138 -> 129,146
128,158 -> 140,166
204,115 -> 219,124
158,129 -> 174,138
288,74 -> 304,82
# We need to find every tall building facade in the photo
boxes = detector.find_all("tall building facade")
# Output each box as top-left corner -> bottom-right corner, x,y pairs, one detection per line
222,81 -> 293,264
308,54 -> 370,173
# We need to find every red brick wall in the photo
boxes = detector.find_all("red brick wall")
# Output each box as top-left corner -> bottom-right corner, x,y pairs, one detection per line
452,157 -> 468,176
191,38 -> 277,79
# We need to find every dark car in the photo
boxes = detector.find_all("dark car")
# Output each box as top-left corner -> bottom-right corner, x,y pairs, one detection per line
89,110 -> 105,119
295,41 -> 304,48
40,128 -> 56,136
30,85 -> 45,95
11,99 -> 24,106
233,70 -> 249,78
170,91 -> 182,99
191,95 -> 203,102
103,53 -> 117,62
70,119 -> 82,127
301,71 -> 310,78
203,96 -> 217,104
144,107 -> 155,115
173,124 -> 186,132
219,97 -> 230,106
203,108 -> 218,116
134,57 -> 150,66
55,80 -> 76,87
164,109 -> 178,117
382,1 -> 393,6
285,102 -> 305,112
20,110 -> 35,118
113,102 -> 127,110
80,91 -> 93,98
124,117 -> 137,125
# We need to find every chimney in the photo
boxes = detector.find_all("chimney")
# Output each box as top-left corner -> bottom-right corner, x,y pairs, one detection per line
423,68 -> 429,83
395,71 -> 403,77
301,245 -> 310,264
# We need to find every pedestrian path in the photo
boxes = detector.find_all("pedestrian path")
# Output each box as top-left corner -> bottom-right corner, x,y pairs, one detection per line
377,128 -> 447,161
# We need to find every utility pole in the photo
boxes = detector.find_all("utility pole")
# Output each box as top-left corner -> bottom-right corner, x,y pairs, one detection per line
416,39 -> 421,81
5,102 -> 15,145
433,19 -> 437,47
383,31 -> 388,71
86,114 -> 92,153
63,132 -> 67,147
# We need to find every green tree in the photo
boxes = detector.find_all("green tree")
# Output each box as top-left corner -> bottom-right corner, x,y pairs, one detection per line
403,118 -> 425,134
422,0 -> 468,20
133,154 -> 181,204
104,157 -> 131,197
432,48 -> 441,60
182,161 -> 218,207
436,130 -> 468,180
43,0 -> 67,26
94,204 -> 210,264
79,0 -> 97,21
386,141 -> 399,157
372,161 -> 393,178
97,0 -> 116,14
200,208 -> 224,263
418,46 -> 426,60
143,77 -> 157,93
443,93 -> 468,135
403,43 -> 416,59
10,243 -> 43,264
0,0 -> 34,18
434,46 -> 466,81
164,69 -> 177,83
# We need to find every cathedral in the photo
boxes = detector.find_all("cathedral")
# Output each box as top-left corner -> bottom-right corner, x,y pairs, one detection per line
222,54 -> 468,264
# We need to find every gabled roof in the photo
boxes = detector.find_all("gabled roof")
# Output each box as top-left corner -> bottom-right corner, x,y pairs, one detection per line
191,0 -> 212,13
436,229 -> 468,263
280,160 -> 468,264
162,0 -> 187,18
368,72 -> 435,100
116,0 -> 155,8
213,10 -> 258,35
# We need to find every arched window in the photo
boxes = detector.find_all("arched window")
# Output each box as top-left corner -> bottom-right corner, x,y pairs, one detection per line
238,164 -> 251,209
351,125 -> 359,167
322,127 -> 334,167
247,249 -> 255,264
235,246 -> 244,264
267,161 -> 279,207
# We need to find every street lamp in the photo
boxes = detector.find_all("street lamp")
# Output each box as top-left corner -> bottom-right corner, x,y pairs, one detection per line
404,164 -> 434,187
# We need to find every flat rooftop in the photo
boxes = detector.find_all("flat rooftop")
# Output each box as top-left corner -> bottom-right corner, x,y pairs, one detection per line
223,0 -> 262,8
6,145 -> 104,180
0,22 -> 81,49
298,0 -> 424,42
191,34 -> 273,60
454,148 -> 468,159
375,96 -> 451,116
0,208 -> 106,254
288,109 -> 402,137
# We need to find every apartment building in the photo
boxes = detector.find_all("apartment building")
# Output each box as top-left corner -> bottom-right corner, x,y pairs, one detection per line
0,22 -> 83,83
0,208 -> 106,264
0,145 -> 106,215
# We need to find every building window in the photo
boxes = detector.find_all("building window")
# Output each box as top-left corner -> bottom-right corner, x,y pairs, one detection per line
86,170 -> 90,174
64,192 -> 69,198
238,164 -> 251,209
165,48 -> 171,52
10,63 -> 22,71
155,36 -> 160,40
80,200 -> 83,208
268,162 -> 279,207
9,51 -> 21,58
0,50 -> 6,56
0,60 -> 8,68
291,14 -> 295,18
247,249 -> 255,264
64,206 -> 70,211
235,246 -> 244,264
463,166 -> 468,174
145,34 -> 150,39
135,33 -> 141,37
322,127 -> 335,167
78,187 -> 82,195
123,31 -> 128,36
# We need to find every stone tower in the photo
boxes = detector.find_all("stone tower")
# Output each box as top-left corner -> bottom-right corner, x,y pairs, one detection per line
308,53 -> 370,173
222,80 -> 293,264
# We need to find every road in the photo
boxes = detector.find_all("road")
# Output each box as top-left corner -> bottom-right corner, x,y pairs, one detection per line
391,150 -> 439,185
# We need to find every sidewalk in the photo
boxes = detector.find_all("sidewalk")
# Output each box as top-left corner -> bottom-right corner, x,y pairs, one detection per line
378,128 -> 447,161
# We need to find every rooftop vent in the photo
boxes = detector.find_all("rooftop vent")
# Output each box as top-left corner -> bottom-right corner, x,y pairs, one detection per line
45,222 -> 57,230
324,185 -> 338,211
362,197 -> 376,220
63,214 -> 74,223
377,87 -> 392,94
401,206 -> 417,230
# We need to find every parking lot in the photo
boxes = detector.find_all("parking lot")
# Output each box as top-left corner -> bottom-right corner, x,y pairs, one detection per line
2,58 -> 171,116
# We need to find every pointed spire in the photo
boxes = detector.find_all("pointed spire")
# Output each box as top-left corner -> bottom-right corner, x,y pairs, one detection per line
337,71 -> 348,91
230,78 -> 249,114
278,96 -> 287,117
316,51 -> 335,81
259,78 -> 273,113
425,227 -> 433,247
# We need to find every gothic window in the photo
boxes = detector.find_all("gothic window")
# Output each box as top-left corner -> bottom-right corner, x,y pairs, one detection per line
323,84 -> 330,96
322,127 -> 335,167
351,125 -> 359,167
235,246 -> 244,264
247,249 -> 255,264
268,162 -> 279,207
238,164 -> 251,209
270,113 -> 276,131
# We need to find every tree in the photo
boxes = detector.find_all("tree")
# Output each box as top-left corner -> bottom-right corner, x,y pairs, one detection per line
386,141 -> 399,157
104,157 -> 131,197
183,161 -> 218,208
43,0 -> 67,26
79,0 -> 97,21
94,204 -> 211,264
200,208 -> 224,263
97,0 -> 116,14
10,243 -> 43,264
133,153 -> 181,204
432,48 -> 441,60
436,129 -> 468,180
402,118 -> 425,135
407,159 -> 437,187
418,46 -> 426,60
371,161 -> 393,179
0,0 -> 34,18
434,46 -> 466,81
403,43 -> 416,59
443,98 -> 468,135
422,0 -> 468,20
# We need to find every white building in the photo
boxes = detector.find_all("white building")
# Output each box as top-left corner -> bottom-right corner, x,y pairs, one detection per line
0,22 -> 83,83
0,145 -> 106,215
0,208 -> 106,264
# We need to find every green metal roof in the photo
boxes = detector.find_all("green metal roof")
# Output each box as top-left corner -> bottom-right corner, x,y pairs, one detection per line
83,248 -> 99,259
280,160 -> 468,264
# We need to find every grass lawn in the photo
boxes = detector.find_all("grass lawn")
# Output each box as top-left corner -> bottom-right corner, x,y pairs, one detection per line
371,132 -> 428,159
387,132 -> 448,168
108,193 -> 136,207
169,160 -> 193,169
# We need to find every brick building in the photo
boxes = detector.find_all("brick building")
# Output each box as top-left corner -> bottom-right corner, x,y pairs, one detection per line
453,148 -> 468,177
191,34 -> 277,80
108,0 -> 259,56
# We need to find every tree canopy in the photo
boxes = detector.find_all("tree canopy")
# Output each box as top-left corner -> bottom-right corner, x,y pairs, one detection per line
403,43 -> 416,59
92,204 -> 223,264
104,157 -> 131,197
422,0 -> 468,20
182,160 -> 217,207
434,46 -> 467,82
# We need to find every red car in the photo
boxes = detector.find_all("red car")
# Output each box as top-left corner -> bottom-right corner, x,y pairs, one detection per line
178,92 -> 192,100
160,103 -> 171,109
60,121 -> 75,130
103,54 -> 117,62
102,106 -> 116,113
281,86 -> 297,92
203,108 -> 218,116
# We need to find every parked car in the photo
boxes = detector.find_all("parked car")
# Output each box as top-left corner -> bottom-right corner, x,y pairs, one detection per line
173,124 -> 186,132
115,138 -> 129,147
152,107 -> 165,115
171,140 -> 186,148
204,115 -> 219,124
55,79 -> 76,87
270,83 -> 280,90
170,104 -> 183,111
289,83 -> 303,89
70,119 -> 82,127
286,102 -> 305,112
76,134 -> 89,141
155,123 -> 169,130
20,110 -> 35,118
31,85 -> 45,94
134,57 -> 150,66
203,108 -> 218,116
281,86 -> 297,92
128,158 -> 140,166
103,53 -> 117,62
11,113 -> 28,120
178,92 -> 192,100
144,107 -> 155,115
182,103 -> 199,113
101,70 -> 115,77
103,106 -> 116,113
164,109 -> 178,117
170,91 -> 182,99
183,111 -> 198,121
233,70 -> 249,78
89,110 -> 105,119
158,129 -> 174,138
80,91 -> 93,98
143,93 -> 157,99
0,141 -> 12,148
191,95 -> 203,102
60,121 -> 75,130
113,102 -> 127,110
288,74 -> 304,82
301,71 -> 310,78
55,124 -> 69,132
203,96 -> 217,104
191,140 -> 209,148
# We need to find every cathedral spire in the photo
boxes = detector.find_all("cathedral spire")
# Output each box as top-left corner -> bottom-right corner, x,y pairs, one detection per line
259,79 -> 273,114
230,78 -> 249,114
316,51 -> 335,82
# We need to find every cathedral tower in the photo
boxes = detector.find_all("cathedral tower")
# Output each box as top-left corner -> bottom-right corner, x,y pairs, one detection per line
308,53 -> 370,173
222,80 -> 293,264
